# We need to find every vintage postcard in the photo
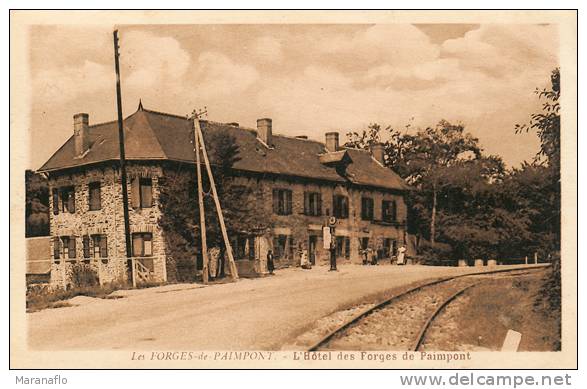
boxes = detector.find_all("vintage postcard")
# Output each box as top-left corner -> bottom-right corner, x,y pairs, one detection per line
10,10 -> 577,369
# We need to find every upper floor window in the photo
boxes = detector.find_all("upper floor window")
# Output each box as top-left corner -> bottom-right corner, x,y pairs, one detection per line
361,197 -> 374,220
304,192 -> 322,216
88,182 -> 101,211
272,189 -> 292,215
382,200 -> 397,223
132,233 -> 153,257
332,195 -> 349,219
53,186 -> 75,214
131,177 -> 153,209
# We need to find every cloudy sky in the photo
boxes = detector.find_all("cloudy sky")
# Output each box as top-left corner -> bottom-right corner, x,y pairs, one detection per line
28,23 -> 558,170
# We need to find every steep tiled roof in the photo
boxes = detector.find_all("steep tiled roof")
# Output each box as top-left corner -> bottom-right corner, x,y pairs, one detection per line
39,107 -> 409,191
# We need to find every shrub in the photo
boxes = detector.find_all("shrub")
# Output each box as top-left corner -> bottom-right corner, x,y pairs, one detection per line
418,241 -> 454,266
69,263 -> 99,289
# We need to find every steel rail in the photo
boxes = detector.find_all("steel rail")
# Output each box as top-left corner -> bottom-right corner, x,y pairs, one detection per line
306,265 -> 547,351
411,281 -> 480,351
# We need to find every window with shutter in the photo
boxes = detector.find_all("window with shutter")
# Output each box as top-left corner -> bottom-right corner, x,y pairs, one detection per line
68,237 -> 76,259
140,178 -> 153,208
285,190 -> 292,215
83,235 -> 90,258
99,236 -> 108,257
130,178 -> 140,209
304,192 -> 310,215
391,200 -> 397,222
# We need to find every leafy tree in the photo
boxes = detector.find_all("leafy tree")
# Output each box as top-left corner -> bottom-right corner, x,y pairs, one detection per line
515,68 -> 561,248
515,68 -> 560,171
25,169 -> 49,237
343,68 -> 561,264
158,128 -> 270,281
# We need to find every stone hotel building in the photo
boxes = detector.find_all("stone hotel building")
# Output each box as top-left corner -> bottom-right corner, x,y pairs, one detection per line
38,104 -> 411,286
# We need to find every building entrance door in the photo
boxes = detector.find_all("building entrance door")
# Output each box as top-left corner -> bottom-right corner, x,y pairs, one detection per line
308,235 -> 317,265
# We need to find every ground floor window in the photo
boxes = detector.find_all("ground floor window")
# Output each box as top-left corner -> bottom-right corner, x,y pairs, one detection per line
360,237 -> 370,251
54,236 -> 76,260
382,238 -> 397,258
91,234 -> 108,258
273,235 -> 294,260
234,235 -> 256,260
132,233 -> 153,257
335,236 -> 351,259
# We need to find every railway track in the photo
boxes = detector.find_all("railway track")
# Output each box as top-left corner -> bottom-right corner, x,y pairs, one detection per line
307,266 -> 546,351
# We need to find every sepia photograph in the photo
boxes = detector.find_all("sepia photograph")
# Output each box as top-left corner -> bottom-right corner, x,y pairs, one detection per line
9,10 -> 577,369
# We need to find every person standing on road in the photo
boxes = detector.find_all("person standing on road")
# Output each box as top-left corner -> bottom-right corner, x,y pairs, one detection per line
267,249 -> 275,275
397,245 -> 407,265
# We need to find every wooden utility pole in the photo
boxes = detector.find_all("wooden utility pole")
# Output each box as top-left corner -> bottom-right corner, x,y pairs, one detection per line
193,119 -> 209,284
113,30 -> 134,286
194,120 -> 239,280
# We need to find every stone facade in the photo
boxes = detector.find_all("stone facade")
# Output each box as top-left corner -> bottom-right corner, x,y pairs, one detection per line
47,161 -> 408,285
229,175 -> 408,275
48,163 -> 166,287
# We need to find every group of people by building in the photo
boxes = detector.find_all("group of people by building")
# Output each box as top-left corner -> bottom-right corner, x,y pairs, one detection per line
360,245 -> 407,266
266,243 -> 407,275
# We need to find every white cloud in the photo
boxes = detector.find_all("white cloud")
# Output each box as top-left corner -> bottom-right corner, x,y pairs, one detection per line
195,51 -> 259,98
29,24 -> 559,168
33,60 -> 113,104
123,31 -> 191,90
318,24 -> 440,68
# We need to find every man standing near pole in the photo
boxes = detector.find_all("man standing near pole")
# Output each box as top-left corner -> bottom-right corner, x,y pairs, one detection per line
327,217 -> 337,271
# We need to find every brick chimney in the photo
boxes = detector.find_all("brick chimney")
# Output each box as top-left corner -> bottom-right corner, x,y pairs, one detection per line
73,113 -> 90,157
257,118 -> 273,147
325,132 -> 339,152
370,142 -> 385,165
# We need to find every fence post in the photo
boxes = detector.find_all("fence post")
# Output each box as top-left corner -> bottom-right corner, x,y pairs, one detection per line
131,257 -> 137,288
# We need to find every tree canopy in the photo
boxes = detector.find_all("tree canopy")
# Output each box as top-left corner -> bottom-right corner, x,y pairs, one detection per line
344,68 -> 561,263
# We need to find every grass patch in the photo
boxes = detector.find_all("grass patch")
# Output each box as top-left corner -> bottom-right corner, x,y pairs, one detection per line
26,282 -> 126,313
426,270 -> 560,351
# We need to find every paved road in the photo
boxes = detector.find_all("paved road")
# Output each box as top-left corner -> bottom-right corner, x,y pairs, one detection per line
27,264 -> 541,350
